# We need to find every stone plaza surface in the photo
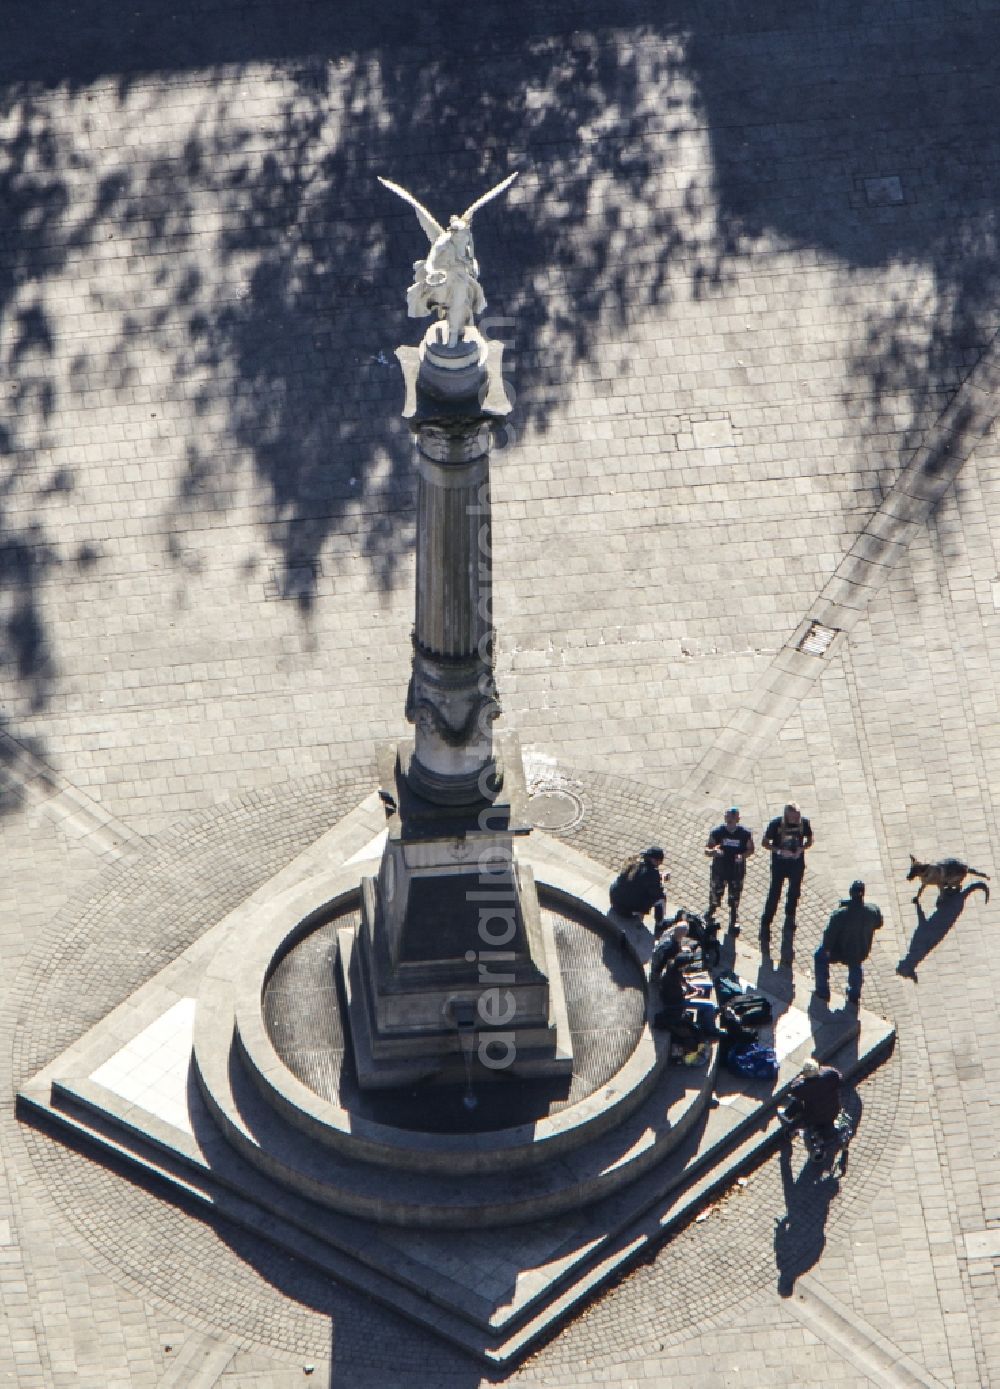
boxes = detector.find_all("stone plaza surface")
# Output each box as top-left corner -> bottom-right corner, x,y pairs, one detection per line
18,791 -> 892,1367
1,0 -> 1000,1385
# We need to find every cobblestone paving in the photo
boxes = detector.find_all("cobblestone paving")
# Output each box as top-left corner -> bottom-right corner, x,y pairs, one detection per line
11,774 -> 903,1383
2,0 -> 1000,1383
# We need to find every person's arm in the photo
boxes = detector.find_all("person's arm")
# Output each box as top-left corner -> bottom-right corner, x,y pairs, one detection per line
705,831 -> 720,858
802,819 -> 814,851
761,820 -> 777,852
744,832 -> 755,860
820,913 -> 837,954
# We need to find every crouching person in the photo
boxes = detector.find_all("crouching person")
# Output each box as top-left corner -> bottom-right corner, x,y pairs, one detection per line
610,846 -> 669,942
652,953 -> 724,1040
778,1057 -> 842,1139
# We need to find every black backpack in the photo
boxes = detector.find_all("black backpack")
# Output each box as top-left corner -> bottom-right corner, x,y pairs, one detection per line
723,994 -> 773,1028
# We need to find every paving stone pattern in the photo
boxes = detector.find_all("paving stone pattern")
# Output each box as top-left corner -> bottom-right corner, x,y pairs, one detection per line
11,773 -> 901,1383
2,0 -> 1000,1383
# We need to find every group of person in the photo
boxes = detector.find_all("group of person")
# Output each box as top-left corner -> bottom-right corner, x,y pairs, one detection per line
607,804 -> 888,1159
609,802 -> 884,1008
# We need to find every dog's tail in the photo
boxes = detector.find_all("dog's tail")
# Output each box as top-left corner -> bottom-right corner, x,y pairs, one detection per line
967,868 -> 991,880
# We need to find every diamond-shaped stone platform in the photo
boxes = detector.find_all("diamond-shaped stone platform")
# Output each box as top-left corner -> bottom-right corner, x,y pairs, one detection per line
18,793 -> 895,1365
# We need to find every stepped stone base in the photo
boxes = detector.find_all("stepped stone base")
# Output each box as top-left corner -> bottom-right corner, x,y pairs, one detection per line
16,789 -> 896,1365
342,733 -> 573,1087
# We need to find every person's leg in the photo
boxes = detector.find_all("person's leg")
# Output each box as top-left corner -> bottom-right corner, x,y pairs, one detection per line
846,960 -> 863,1003
783,861 -> 804,927
707,862 -> 725,917
814,946 -> 831,1000
728,866 -> 745,932
687,998 -> 722,1035
761,861 -> 784,929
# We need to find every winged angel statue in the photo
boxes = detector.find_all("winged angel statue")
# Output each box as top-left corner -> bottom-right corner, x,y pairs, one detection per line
378,172 -> 518,348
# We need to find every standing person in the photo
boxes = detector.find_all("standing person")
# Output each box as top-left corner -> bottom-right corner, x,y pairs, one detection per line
704,808 -> 755,936
609,847 -> 669,931
760,803 -> 813,952
814,880 -> 883,1006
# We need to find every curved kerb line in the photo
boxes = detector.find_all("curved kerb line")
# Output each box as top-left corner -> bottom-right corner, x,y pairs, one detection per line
685,324 -> 1000,796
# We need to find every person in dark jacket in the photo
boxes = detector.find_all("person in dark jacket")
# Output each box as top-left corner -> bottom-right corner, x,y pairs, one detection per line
704,807 -> 755,936
778,1057 -> 842,1135
652,954 -> 723,1038
650,919 -> 689,978
814,880 -> 883,1006
610,847 -> 668,929
760,803 -> 813,950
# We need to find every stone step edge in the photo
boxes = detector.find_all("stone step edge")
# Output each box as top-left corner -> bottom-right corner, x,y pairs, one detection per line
18,1021 -> 893,1369
15,1086 -> 495,1361
22,1076 -> 509,1335
200,1027 -> 717,1227
488,1021 -> 897,1364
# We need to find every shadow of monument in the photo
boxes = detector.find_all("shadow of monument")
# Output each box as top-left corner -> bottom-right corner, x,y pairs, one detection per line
896,884 -> 986,982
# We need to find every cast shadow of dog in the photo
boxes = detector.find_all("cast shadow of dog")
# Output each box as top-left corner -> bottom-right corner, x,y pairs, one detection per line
896,883 -> 985,981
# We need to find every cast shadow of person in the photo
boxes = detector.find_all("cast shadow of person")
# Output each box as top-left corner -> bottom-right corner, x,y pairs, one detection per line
896,883 -> 987,982
773,1088 -> 861,1297
773,1138 -> 841,1298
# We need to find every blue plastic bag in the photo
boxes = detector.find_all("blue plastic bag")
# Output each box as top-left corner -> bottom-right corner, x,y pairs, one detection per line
725,1042 -> 779,1079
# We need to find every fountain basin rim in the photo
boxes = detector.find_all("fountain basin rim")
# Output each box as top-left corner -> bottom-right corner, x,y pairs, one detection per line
193,854 -> 669,1175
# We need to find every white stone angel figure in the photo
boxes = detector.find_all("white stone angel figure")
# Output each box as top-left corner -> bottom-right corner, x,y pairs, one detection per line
378,173 -> 517,348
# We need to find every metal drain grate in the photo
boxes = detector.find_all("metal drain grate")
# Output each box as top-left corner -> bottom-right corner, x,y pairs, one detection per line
797,621 -> 840,657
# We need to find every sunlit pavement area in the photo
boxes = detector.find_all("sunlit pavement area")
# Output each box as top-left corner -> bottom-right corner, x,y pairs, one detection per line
2,1 -> 1000,1385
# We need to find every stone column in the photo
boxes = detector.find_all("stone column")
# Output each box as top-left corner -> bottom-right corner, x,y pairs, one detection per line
401,337 -> 502,805
341,330 -> 573,1088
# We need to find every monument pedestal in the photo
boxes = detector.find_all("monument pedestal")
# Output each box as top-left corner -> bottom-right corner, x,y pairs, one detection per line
340,731 -> 573,1087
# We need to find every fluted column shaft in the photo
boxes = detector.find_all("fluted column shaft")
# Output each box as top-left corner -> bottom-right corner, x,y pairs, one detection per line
405,415 -> 500,804
413,424 -> 492,660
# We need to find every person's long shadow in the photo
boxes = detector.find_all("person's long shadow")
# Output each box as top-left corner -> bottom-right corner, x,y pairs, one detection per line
773,1140 -> 840,1298
896,884 -> 987,981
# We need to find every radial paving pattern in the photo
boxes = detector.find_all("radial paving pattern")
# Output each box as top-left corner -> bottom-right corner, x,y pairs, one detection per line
11,769 -> 903,1374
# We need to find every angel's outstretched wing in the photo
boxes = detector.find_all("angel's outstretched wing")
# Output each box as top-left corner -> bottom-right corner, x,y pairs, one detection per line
459,171 -> 518,225
377,177 -> 445,245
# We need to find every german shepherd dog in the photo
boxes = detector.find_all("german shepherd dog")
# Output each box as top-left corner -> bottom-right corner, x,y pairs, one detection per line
906,855 -> 991,904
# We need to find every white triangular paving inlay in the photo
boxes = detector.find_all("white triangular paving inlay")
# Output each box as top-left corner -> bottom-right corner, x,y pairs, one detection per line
90,996 -> 197,1134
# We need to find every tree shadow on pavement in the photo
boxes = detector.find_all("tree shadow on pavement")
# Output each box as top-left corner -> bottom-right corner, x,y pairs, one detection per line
896,884 -> 987,982
2,0 -> 999,700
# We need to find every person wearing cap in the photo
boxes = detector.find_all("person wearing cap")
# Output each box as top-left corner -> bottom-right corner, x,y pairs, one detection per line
760,802 -> 813,950
704,807 -> 754,936
778,1056 -> 843,1135
609,846 -> 669,930
814,880 -> 883,1006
